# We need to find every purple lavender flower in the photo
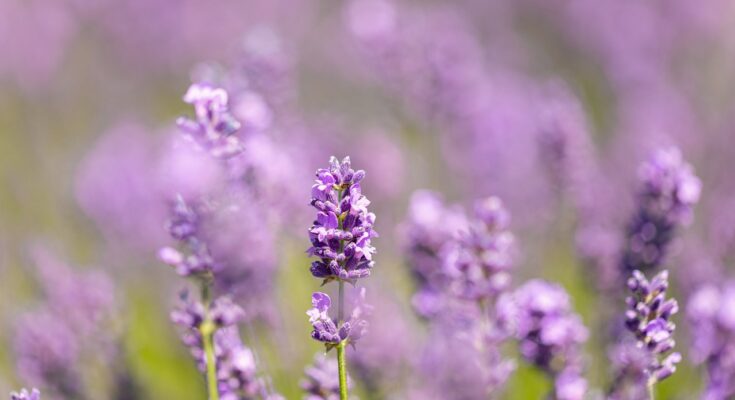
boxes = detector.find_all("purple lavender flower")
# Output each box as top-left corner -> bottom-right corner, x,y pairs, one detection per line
308,156 -> 378,284
159,197 -> 215,277
443,196 -> 515,301
9,389 -> 40,400
301,354 -> 353,400
176,83 -> 243,158
687,281 -> 735,400
610,270 -> 680,397
14,249 -> 120,400
307,291 -> 369,348
621,147 -> 701,275
498,280 -> 589,400
399,190 -> 468,317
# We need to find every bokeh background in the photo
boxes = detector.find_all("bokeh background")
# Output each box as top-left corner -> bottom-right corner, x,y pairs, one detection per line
2,0 -> 735,399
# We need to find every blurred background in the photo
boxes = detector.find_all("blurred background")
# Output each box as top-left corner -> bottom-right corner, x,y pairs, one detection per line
2,0 -> 735,399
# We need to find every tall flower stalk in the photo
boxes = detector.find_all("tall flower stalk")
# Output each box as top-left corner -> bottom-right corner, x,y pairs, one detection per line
609,270 -> 680,399
160,83 -> 281,400
306,156 -> 377,399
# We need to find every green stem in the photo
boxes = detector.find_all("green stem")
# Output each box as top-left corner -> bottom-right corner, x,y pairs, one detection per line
202,322 -> 219,400
200,278 -> 219,400
647,383 -> 655,400
337,340 -> 348,400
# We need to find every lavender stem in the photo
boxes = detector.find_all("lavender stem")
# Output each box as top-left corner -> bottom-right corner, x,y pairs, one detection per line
337,340 -> 349,400
648,383 -> 655,400
200,280 -> 219,400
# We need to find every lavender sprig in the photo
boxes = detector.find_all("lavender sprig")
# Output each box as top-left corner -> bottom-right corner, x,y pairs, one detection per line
306,156 -> 377,400
9,389 -> 40,400
610,270 -> 681,399
621,147 -> 701,275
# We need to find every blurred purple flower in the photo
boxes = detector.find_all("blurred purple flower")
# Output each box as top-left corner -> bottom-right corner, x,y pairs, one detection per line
399,190 -> 468,317
621,147 -> 701,275
301,354 -> 353,400
443,196 -> 515,301
688,281 -> 735,400
14,249 -> 120,400
9,389 -> 41,400
498,280 -> 589,400
176,83 -> 243,159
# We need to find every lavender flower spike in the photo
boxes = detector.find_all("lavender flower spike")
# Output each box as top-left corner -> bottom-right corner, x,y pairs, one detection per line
10,389 -> 40,400
622,147 -> 701,275
176,82 -> 243,158
307,156 -> 377,400
308,156 -> 378,285
615,270 -> 681,396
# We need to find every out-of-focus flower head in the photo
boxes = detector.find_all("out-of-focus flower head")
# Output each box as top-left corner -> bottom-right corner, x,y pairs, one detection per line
176,83 -> 243,158
621,147 -> 701,275
687,281 -> 735,400
9,388 -> 41,400
443,196 -> 515,301
308,156 -> 378,284
498,280 -> 589,400
301,353 -> 353,400
399,190 -> 468,317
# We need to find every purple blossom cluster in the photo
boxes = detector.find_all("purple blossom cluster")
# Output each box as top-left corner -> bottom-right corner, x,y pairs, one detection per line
609,270 -> 681,398
498,280 -> 589,400
13,249 -> 120,400
308,156 -> 377,284
301,354 -> 353,400
687,281 -> 735,400
307,291 -> 369,348
621,148 -> 701,275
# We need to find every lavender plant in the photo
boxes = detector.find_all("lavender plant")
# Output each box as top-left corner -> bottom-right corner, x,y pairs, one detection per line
160,83 -> 280,400
609,270 -> 681,399
306,156 -> 377,399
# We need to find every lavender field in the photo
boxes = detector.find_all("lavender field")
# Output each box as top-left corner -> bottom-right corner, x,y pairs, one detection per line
2,1 -> 735,399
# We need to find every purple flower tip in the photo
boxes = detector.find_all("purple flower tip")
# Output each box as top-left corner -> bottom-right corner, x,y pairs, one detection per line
10,388 -> 41,400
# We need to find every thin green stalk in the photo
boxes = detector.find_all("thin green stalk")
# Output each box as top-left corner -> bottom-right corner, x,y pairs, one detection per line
337,340 -> 348,400
201,278 -> 219,400
647,383 -> 655,400
202,322 -> 219,400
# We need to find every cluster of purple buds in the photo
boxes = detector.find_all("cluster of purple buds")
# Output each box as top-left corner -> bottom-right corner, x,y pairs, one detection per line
159,197 -> 216,277
444,196 -> 515,301
307,290 -> 370,349
498,280 -> 589,400
687,281 -> 735,399
176,83 -> 243,158
9,389 -> 40,400
171,292 -> 246,368
215,328 -> 283,400
622,147 -> 701,275
301,354 -> 353,400
400,190 -> 468,317
308,156 -> 377,284
624,270 -> 681,385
